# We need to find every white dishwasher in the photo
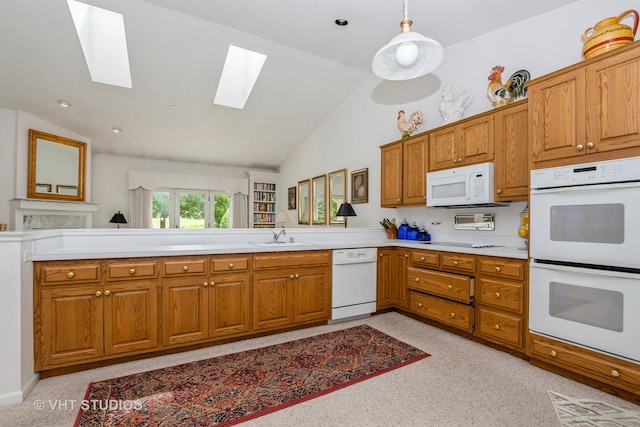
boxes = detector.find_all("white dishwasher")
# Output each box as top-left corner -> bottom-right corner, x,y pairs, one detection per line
330,248 -> 377,323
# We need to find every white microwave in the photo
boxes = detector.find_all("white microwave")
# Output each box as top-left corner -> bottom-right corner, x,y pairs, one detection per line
427,162 -> 503,207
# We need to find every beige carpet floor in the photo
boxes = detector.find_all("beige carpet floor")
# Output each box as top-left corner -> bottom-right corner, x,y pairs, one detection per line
2,312 -> 639,427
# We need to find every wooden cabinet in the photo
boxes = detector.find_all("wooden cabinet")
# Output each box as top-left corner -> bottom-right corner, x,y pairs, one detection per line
376,248 -> 409,310
429,114 -> 494,171
410,291 -> 474,332
252,251 -> 331,331
529,43 -> 640,168
494,101 -> 529,201
380,134 -> 428,207
35,259 -> 159,370
209,255 -> 251,338
474,257 -> 526,351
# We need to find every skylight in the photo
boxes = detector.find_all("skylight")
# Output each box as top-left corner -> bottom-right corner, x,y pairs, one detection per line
67,0 -> 132,88
214,45 -> 267,109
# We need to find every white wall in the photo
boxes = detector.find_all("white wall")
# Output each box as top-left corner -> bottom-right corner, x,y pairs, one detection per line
0,109 -> 17,225
277,0 -> 635,237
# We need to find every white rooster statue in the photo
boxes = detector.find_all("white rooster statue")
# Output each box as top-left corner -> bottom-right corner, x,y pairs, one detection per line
438,84 -> 473,125
397,110 -> 423,138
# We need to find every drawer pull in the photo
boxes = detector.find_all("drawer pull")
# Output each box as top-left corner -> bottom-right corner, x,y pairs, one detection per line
404,254 -> 409,258
587,142 -> 594,149
494,324 -> 500,330
95,291 -> 102,297
420,256 -> 425,261
229,263 -> 234,268
104,290 -> 111,296
183,265 -> 189,272
295,273 -> 300,279
550,350 -> 557,357
415,277 -> 420,282
576,144 -> 584,151
129,268 -> 136,275
611,370 -> 620,378
449,312 -> 456,318
417,302 -> 423,308
447,284 -> 453,290
494,292 -> 501,299
67,271 -> 75,279
495,266 -> 501,272
290,274 -> 294,279
453,261 -> 459,266
203,282 -> 208,287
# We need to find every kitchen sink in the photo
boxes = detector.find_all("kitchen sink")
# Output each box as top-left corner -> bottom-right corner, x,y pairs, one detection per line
250,241 -> 314,247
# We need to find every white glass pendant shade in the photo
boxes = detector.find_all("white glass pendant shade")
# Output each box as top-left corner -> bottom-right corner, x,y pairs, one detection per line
372,31 -> 444,80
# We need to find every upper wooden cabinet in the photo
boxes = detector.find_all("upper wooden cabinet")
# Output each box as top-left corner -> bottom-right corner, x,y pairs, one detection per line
429,114 -> 494,171
530,43 -> 640,168
494,101 -> 529,201
380,134 -> 428,207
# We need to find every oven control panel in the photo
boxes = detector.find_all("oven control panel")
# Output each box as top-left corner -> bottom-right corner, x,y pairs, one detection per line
531,156 -> 640,189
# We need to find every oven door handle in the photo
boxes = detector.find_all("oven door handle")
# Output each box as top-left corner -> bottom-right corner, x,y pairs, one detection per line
530,260 -> 640,279
530,181 -> 640,194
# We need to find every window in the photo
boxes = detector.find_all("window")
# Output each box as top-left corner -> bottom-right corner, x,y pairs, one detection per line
152,190 -> 231,229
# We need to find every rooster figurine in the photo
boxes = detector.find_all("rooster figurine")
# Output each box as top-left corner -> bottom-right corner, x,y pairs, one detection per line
487,66 -> 530,108
397,110 -> 423,138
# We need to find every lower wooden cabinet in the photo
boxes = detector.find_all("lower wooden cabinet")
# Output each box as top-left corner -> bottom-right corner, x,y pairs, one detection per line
410,291 -> 473,332
376,248 -> 409,310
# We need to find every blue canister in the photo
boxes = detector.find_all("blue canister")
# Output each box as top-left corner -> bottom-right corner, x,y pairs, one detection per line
406,222 -> 419,240
397,219 -> 410,240
417,227 -> 431,242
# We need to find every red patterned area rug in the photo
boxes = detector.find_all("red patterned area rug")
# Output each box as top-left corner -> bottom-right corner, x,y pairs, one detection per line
74,325 -> 429,426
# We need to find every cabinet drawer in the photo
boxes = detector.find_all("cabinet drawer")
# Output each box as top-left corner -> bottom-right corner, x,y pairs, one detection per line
211,256 -> 250,272
410,291 -> 473,332
475,306 -> 523,349
476,277 -> 524,314
407,267 -> 473,303
39,263 -> 101,285
106,260 -> 158,280
253,251 -> 330,270
411,250 -> 439,268
162,257 -> 208,276
529,334 -> 640,395
478,257 -> 525,280
441,253 -> 475,273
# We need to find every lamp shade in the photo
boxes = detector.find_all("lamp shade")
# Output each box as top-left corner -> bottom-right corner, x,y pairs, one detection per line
275,210 -> 291,224
372,31 -> 444,81
109,211 -> 127,226
336,202 -> 357,217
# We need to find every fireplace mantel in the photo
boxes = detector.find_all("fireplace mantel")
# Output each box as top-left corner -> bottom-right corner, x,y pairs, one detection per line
10,199 -> 98,230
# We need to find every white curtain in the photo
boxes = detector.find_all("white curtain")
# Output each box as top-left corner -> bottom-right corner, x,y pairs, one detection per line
232,192 -> 248,228
129,186 -> 152,228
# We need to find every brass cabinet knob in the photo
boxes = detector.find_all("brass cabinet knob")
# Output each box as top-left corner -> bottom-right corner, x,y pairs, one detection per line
496,189 -> 502,194
611,370 -> 620,378
404,254 -> 409,258
229,263 -> 234,268
295,273 -> 300,278
290,274 -> 294,279
95,291 -> 102,297
67,271 -> 75,279
420,256 -> 425,261
397,198 -> 401,202
210,281 -> 215,286
182,265 -> 189,271
494,292 -> 501,299
104,290 -> 111,296
576,144 -> 584,151
494,324 -> 500,330
550,350 -> 557,357
453,260 -> 459,266
414,277 -> 420,282
203,282 -> 208,287
129,268 -> 136,275
587,142 -> 594,149
447,284 -> 453,290
449,312 -> 456,318
417,302 -> 423,308
495,266 -> 501,272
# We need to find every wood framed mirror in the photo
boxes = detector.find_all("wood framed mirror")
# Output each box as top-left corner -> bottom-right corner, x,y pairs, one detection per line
28,129 -> 86,202
328,169 -> 347,225
297,179 -> 310,225
311,174 -> 327,225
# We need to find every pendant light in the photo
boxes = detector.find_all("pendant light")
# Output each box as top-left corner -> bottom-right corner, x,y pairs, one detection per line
372,0 -> 444,80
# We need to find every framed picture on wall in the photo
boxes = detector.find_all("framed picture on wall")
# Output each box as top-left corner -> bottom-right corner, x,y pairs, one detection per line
288,186 -> 296,210
351,168 -> 368,204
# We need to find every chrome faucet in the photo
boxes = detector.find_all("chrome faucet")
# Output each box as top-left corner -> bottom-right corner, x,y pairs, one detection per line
272,228 -> 286,242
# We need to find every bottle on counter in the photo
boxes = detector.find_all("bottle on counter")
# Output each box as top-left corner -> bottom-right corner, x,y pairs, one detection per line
398,219 -> 410,240
406,222 -> 419,240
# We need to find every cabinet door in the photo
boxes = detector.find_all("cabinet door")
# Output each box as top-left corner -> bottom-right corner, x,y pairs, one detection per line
586,47 -> 640,154
429,126 -> 457,171
209,273 -> 251,337
402,135 -> 428,205
376,249 -> 394,309
162,277 -> 209,345
391,250 -> 410,309
252,270 -> 293,330
103,280 -> 159,355
529,69 -> 586,165
380,141 -> 403,207
293,266 -> 331,323
494,102 -> 529,201
458,115 -> 494,166
39,284 -> 103,368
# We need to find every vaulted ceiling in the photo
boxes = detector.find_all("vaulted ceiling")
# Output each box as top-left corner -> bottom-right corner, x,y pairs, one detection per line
0,0 -> 579,169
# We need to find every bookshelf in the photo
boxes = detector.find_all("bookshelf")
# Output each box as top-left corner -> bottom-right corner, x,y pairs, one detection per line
247,171 -> 279,228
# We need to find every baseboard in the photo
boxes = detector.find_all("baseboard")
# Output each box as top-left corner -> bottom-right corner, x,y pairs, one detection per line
0,372 -> 39,408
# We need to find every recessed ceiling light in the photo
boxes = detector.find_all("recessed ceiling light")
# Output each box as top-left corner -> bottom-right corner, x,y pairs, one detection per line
57,100 -> 71,108
170,105 -> 179,111
335,18 -> 348,26
111,127 -> 122,134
